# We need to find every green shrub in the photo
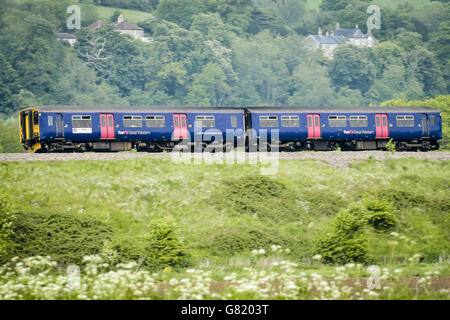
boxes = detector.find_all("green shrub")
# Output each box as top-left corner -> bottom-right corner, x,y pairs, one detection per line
202,225 -> 292,256
0,192 -> 15,262
0,119 -> 23,153
9,211 -> 112,265
114,221 -> 190,270
215,176 -> 301,222
363,197 -> 397,231
314,208 -> 368,264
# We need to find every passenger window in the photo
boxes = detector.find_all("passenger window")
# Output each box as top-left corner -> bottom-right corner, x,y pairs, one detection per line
72,115 -> 92,128
48,116 -> 53,126
349,115 -> 368,127
146,115 -> 165,127
231,115 -> 237,128
281,115 -> 299,127
195,115 -> 215,128
396,115 -> 414,127
259,115 -> 278,127
430,116 -> 436,126
328,115 -> 346,127
123,115 -> 142,127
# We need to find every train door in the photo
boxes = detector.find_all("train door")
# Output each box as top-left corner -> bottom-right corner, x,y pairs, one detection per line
55,113 -> 63,138
173,114 -> 188,139
375,114 -> 389,138
421,114 -> 429,137
100,114 -> 115,139
307,114 -> 321,138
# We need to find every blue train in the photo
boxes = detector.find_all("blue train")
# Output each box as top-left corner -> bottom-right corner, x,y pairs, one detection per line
19,105 -> 442,152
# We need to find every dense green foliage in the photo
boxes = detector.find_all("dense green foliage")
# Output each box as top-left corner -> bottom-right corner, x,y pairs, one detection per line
0,192 -> 15,262
9,211 -> 112,265
0,0 -> 448,118
0,158 -> 448,269
0,118 -> 23,153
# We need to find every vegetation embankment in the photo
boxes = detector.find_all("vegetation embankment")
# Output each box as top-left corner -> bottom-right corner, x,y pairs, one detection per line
0,158 -> 449,298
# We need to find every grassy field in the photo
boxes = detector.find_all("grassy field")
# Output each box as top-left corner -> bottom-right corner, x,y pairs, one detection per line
0,157 -> 449,299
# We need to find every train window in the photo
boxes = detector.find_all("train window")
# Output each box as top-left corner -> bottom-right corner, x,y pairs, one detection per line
396,115 -> 414,127
430,116 -> 436,126
33,112 -> 39,125
328,115 -> 347,127
48,116 -> 53,126
231,115 -> 237,128
72,115 -> 92,128
307,116 -> 312,127
195,115 -> 215,128
123,115 -> 142,127
146,115 -> 165,127
281,115 -> 299,127
350,115 -> 368,127
259,115 -> 278,127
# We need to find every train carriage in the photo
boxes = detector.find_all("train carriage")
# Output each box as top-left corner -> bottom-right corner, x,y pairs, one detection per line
20,106 -> 245,153
246,106 -> 442,151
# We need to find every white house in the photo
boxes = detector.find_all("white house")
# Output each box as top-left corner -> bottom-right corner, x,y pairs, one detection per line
303,23 -> 378,58
88,14 -> 151,42
56,33 -> 77,45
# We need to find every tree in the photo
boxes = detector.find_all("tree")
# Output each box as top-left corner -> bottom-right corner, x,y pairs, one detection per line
156,0 -> 213,29
186,63 -> 231,106
0,53 -> 20,114
288,63 -> 335,106
328,45 -> 376,94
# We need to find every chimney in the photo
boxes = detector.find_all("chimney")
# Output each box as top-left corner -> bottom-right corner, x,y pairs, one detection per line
117,14 -> 124,23
336,22 -> 340,30
326,31 -> 329,36
318,27 -> 322,36
355,24 -> 359,29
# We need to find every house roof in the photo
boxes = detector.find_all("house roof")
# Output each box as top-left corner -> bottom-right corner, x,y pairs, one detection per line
333,28 -> 367,38
57,33 -> 77,39
114,21 -> 143,31
88,20 -> 103,29
311,35 -> 347,45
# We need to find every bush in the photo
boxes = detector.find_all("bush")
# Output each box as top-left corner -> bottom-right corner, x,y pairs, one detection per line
364,197 -> 397,231
215,176 -> 301,222
0,192 -> 15,262
114,221 -> 190,270
314,208 -> 368,264
202,225 -> 291,256
0,119 -> 23,153
9,211 -> 112,265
